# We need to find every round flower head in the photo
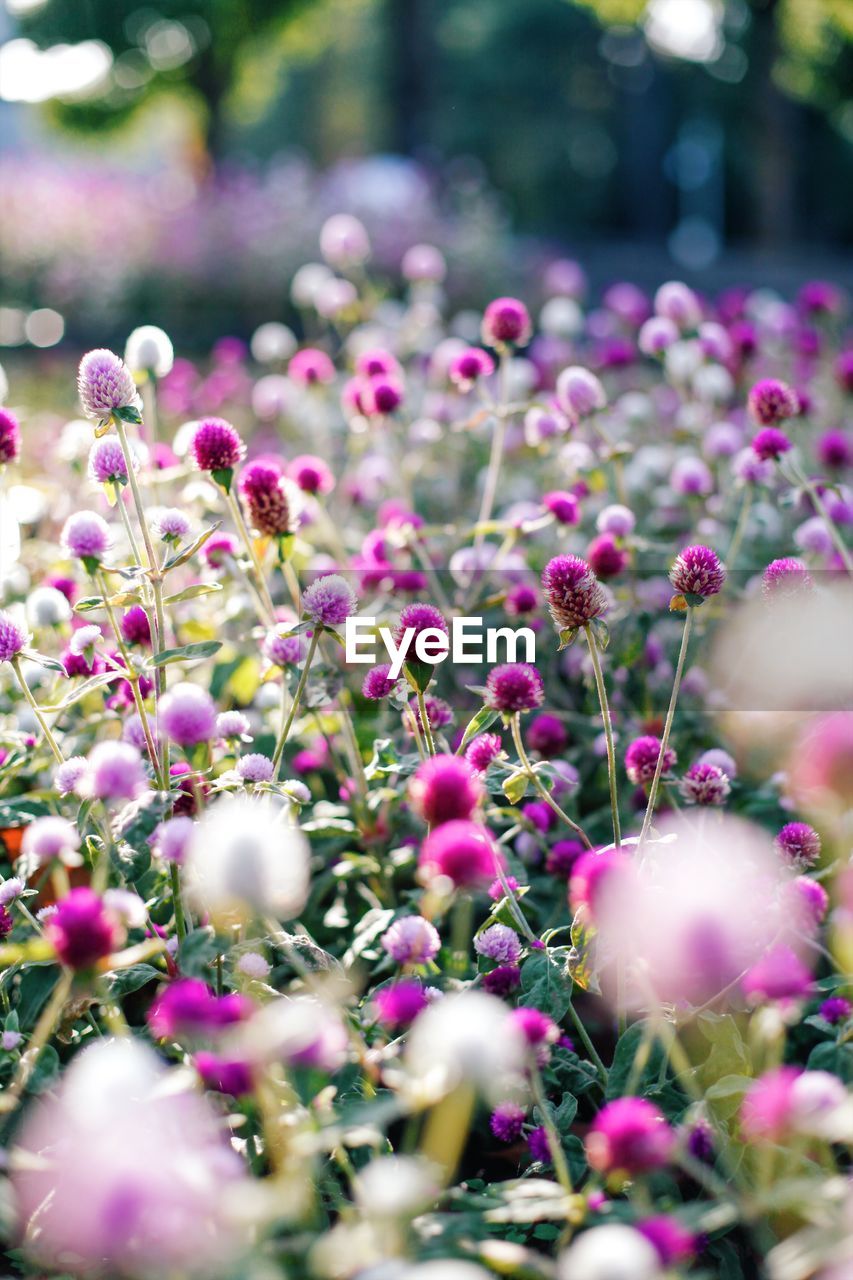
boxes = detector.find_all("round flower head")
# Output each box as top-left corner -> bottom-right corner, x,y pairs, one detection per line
654,280 -> 702,329
382,915 -> 441,965
236,951 -> 271,980
639,315 -> 679,356
409,754 -> 483,826
22,816 -> 81,869
762,556 -> 814,599
774,821 -> 821,870
587,533 -> 627,579
124,325 -> 174,378
120,604 -> 151,646
636,1217 -> 698,1267
597,503 -> 636,538
679,761 -> 731,806
752,426 -> 792,461
485,663 -> 545,714
61,510 -> 111,565
77,349 -> 139,421
558,1224 -> 661,1280
239,459 -> 299,537
419,820 -> 502,890
0,611 -> 26,663
406,694 -> 454,736
543,490 -> 579,525
490,1101 -> 526,1142
46,888 -> 121,969
84,741 -> 147,801
0,407 -> 21,465
625,735 -> 676,785
585,1097 -> 675,1175
319,212 -> 370,267
393,602 -> 450,666
55,755 -> 87,797
819,996 -> 852,1025
288,347 -> 335,386
546,839 -> 585,879
402,242 -> 446,282
669,544 -> 726,600
464,733 -> 503,776
363,376 -> 404,417
742,944 -> 813,1004
542,554 -> 607,631
88,437 -> 130,486
216,710 -> 251,740
202,531 -> 239,571
302,574 -> 358,627
152,508 -> 191,543
748,377 -> 799,426
556,366 -> 606,418
237,753 -> 275,784
527,713 -> 567,758
263,625 -> 306,668
189,417 -> 246,475
153,814 -> 195,864
449,347 -> 495,391
362,663 -> 399,700
160,682 -> 217,748
481,297 -> 531,348
373,979 -> 428,1029
475,923 -> 522,965
288,454 -> 334,495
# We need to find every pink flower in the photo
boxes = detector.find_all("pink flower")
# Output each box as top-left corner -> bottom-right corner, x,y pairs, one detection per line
409,754 -> 483,826
418,820 -> 502,890
586,1098 -> 675,1175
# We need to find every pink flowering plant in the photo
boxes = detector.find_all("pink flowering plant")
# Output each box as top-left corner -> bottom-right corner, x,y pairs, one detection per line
0,240 -> 852,1280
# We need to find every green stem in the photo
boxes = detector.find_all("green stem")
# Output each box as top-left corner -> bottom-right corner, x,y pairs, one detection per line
416,687 -> 437,756
169,862 -> 187,940
11,658 -> 63,764
583,625 -> 621,848
638,608 -> 693,847
226,488 -> 276,623
272,630 -> 320,776
511,714 -> 593,849
566,999 -> 608,1087
529,1061 -> 573,1194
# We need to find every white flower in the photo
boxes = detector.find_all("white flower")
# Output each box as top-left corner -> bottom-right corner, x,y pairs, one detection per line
558,1225 -> 662,1280
403,992 -> 527,1104
26,585 -> 71,627
354,1156 -> 438,1219
124,325 -> 174,378
250,322 -> 297,364
185,794 -> 310,924
237,995 -> 348,1073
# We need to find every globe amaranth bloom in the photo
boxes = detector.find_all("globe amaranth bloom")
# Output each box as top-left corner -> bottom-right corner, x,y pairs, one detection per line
481,297 -> 531,348
543,490 -> 580,526
449,346 -> 495,391
752,426 -> 792,461
669,544 -> 726,600
381,915 -> 441,965
373,979 -> 428,1029
21,816 -> 81,869
625,735 -> 676,786
762,557 -> 814,599
418,820 -> 502,890
61,511 -> 111,565
678,761 -> 731,806
46,889 -> 122,970
152,508 -> 191,544
148,977 -> 250,1040
77,349 -> 139,421
555,365 -> 606,418
406,694 -> 453,736
120,604 -> 151,647
83,742 -> 147,802
409,753 -> 483,826
819,996 -> 852,1025
88,437 -> 130,486
392,602 -> 449,666
263,625 -> 306,668
542,554 -> 607,631
774,821 -> 821,870
546,839 -> 585,879
194,1051 -> 253,1098
202,531 -> 239,571
527,713 -> 567,758
748,377 -> 799,426
288,347 -> 336,386
585,1097 -> 675,1175
0,611 -> 26,663
362,663 -> 399,700
587,533 -> 627,580
742,944 -> 813,1004
160,682 -> 217,748
237,753 -> 275,784
302,573 -> 358,627
464,732 -> 503,773
239,458 -> 300,537
0,407 -> 21,465
54,756 -> 88,797
510,1006 -> 560,1063
189,417 -> 246,475
637,1217 -> 698,1267
474,923 -> 522,965
485,662 -> 545,714
490,1101 -> 526,1142
288,454 -> 334,495
483,963 -> 521,995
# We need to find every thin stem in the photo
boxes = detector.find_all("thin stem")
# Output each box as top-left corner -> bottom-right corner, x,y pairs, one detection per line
510,714 -> 593,849
226,488 -> 276,622
169,862 -> 187,940
583,625 -> 621,848
415,687 -> 437,756
272,630 -> 320,776
113,418 -> 158,572
529,1061 -> 573,1194
638,608 -> 694,847
791,458 -> 853,574
337,690 -> 369,807
405,703 -> 427,760
566,999 -> 608,1086
11,658 -> 63,764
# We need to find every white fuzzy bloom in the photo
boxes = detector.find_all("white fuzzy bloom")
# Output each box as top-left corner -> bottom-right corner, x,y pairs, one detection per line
693,363 -> 734,405
539,296 -> 583,338
124,326 -> 174,378
664,339 -> 703,384
250,322 -> 297,364
403,992 -> 527,1105
291,262 -> 334,308
237,995 -> 348,1072
354,1156 -> 438,1219
558,1225 -> 662,1280
69,624 -> 101,655
26,586 -> 71,627
185,794 -> 310,924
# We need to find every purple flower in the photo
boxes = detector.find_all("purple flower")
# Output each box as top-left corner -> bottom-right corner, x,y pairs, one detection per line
77,349 -> 139,421
409,754 -> 483,826
160,682 -> 217,747
362,663 -> 399,700
21,816 -> 80,868
475,923 -> 522,964
0,407 -> 22,465
288,454 -> 334,495
216,710 -> 251,739
237,753 -> 275,783
527,1126 -> 552,1163
586,1098 -> 675,1175
85,742 -> 147,801
88,437 -> 130,486
669,544 -> 726,600
0,611 -> 26,663
189,417 -> 245,474
587,533 -> 628,580
46,889 -> 121,970
392,602 -> 449,666
418,820 -> 501,890
202,531 -> 239,570
541,554 -> 607,631
302,574 -> 358,627
485,662 -> 545,714
774,821 -> 821,870
481,297 -> 531,347
373,979 -> 428,1029
152,508 -> 191,543
742,945 -> 813,1003
194,1051 -> 254,1097
817,429 -> 853,470
55,755 -> 88,796
748,377 -> 799,426
482,963 -> 521,995
490,1101 -> 525,1142
545,839 -> 585,879
449,346 -> 495,390
406,694 -> 453,736
543,490 -> 579,525
655,280 -> 702,329
120,604 -> 151,646
263,626 -> 306,668
381,915 -> 441,965
678,761 -> 730,806
556,365 -> 606,417
819,996 -> 852,1024
148,978 -> 250,1040
465,732 -> 503,773
762,557 -> 814,600
637,1217 -> 697,1266
625,735 -> 676,785
363,376 -> 404,416
289,347 -> 335,386
153,815 -> 194,864
752,426 -> 792,460
239,459 -> 297,537
61,511 -> 111,564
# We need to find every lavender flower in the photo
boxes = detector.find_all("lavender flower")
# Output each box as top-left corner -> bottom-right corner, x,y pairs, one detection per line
481,296 -> 531,347
88,437 -> 130,486
152,508 -> 191,543
762,557 -> 814,599
541,554 -> 607,631
490,1101 -> 526,1142
485,662 -> 545,713
237,753 -> 275,783
216,710 -> 251,740
381,915 -> 441,965
678,761 -> 731,806
748,377 -> 799,426
84,741 -> 147,801
302,574 -> 358,627
60,510 -> 111,565
0,611 -> 26,663
54,755 -> 88,796
556,366 -> 606,417
77,348 -> 139,421
393,602 -> 449,665
669,544 -> 726,600
161,682 -> 217,747
475,923 -> 522,964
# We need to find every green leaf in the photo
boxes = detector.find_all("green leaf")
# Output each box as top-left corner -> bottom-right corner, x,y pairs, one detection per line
502,768 -> 530,805
684,592 -> 707,607
211,467 -> 233,493
590,618 -> 610,651
456,703 -> 500,754
113,404 -> 142,425
178,927 -> 220,979
20,649 -> 65,673
557,627 -> 579,651
28,1044 -> 61,1094
40,669 -> 124,712
519,952 -> 574,1023
149,641 -> 222,667
107,963 -> 162,997
163,582 -> 223,606
403,657 -> 436,693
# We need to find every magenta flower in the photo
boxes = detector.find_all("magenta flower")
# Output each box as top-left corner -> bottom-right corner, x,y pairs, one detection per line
288,453 -> 334,495
464,732 -> 503,772
363,376 -> 404,416
545,839 -> 585,879
120,604 -> 151,646
77,348 -> 139,421
60,510 -> 111,565
490,1101 -> 526,1142
625,735 -> 676,785
362,663 -> 399,700
637,1217 -> 698,1266
0,407 -> 21,465
302,573 -> 358,627
555,365 -> 606,417
762,557 -> 814,599
194,1051 -> 254,1097
288,347 -> 335,386
774,821 -> 821,870
449,347 -> 495,390
587,533 -> 627,580
483,963 -> 521,995
543,490 -> 579,525
485,662 -> 545,714
742,944 -> 813,1004
161,682 -> 217,747
0,611 -> 26,663
678,761 -> 730,806
819,996 -> 852,1024
189,417 -> 246,475
148,978 -> 250,1040
88,437 -> 130,486
740,1066 -> 802,1141
748,377 -> 799,426
21,816 -> 80,868
418,820 -> 502,889
586,1097 -> 675,1175
406,694 -> 453,736
392,602 -> 449,665
381,915 -> 441,965
46,888 -> 121,969
481,297 -> 531,348
85,741 -> 147,801
527,713 -> 567,758
263,626 -> 307,668
239,458 -> 297,537
752,426 -> 792,460
373,979 -> 428,1029
542,554 -> 607,631
569,849 -> 631,918
669,544 -> 725,600
202,531 -> 239,570
409,754 -> 483,826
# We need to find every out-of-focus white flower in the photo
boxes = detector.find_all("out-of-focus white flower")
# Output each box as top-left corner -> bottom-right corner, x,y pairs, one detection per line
237,994 -> 348,1072
11,1038 -> 248,1277
291,262 -> 334,308
251,322 -> 297,364
354,1156 -> 438,1219
403,991 -> 527,1104
185,794 -> 310,925
558,1225 -> 662,1280
26,585 -> 71,627
124,325 -> 174,378
540,296 -> 583,338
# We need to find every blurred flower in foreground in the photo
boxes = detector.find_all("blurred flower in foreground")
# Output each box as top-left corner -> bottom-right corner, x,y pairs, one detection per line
12,1038 -> 247,1276
403,991 -> 527,1104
